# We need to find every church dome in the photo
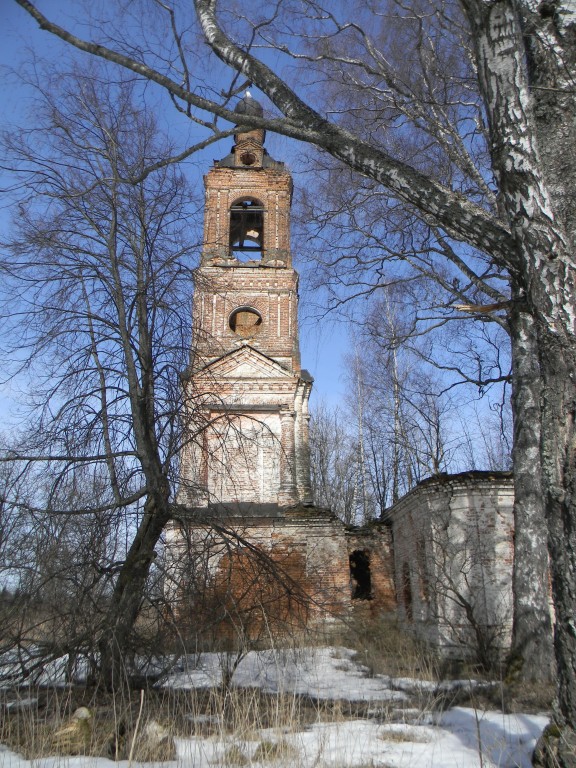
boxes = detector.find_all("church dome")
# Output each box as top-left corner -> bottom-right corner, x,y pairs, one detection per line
234,92 -> 264,118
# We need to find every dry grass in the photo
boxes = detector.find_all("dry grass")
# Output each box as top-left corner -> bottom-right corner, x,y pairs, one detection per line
335,616 -> 439,680
252,737 -> 298,761
377,725 -> 432,744
0,626 -> 554,762
0,681 -> 332,760
220,743 -> 250,765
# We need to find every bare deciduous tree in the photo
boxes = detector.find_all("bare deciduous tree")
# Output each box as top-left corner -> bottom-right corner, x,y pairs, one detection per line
0,63 -> 203,686
309,401 -> 358,524
295,128 -> 546,683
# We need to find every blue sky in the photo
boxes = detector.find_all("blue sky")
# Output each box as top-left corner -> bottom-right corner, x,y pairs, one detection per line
0,1 -> 349,426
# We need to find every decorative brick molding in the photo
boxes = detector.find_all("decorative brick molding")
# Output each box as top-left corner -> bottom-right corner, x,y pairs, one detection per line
178,106 -> 312,512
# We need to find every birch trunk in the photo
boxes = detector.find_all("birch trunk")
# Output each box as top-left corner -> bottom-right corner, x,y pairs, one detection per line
537,297 -> 576,765
464,0 -> 576,753
508,298 -> 554,682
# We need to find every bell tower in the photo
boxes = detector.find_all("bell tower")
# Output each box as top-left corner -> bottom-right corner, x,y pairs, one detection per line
180,93 -> 313,512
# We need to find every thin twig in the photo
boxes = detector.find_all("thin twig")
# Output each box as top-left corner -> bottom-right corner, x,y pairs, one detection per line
128,689 -> 145,768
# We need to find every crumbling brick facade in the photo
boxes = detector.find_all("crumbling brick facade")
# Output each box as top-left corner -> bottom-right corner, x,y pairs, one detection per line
170,95 -> 396,640
168,98 -> 521,655
177,100 -> 312,511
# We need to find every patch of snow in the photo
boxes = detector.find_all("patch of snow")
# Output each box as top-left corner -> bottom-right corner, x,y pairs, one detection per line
3,699 -> 37,712
164,647 -> 409,702
0,647 -> 549,768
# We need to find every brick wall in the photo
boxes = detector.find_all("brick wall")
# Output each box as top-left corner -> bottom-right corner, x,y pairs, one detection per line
202,169 -> 292,261
193,266 -> 300,369
165,511 -> 352,642
346,527 -> 397,616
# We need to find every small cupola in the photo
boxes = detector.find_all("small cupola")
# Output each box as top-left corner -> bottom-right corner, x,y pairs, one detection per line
234,92 -> 264,119
233,92 -> 265,168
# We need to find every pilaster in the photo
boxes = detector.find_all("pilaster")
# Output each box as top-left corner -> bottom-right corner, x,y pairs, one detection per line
278,406 -> 298,506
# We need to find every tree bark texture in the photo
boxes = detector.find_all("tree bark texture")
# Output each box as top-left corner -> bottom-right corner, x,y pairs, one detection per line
508,299 -> 554,682
464,0 -> 576,750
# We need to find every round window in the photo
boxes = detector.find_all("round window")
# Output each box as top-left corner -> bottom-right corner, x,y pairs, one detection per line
229,307 -> 262,338
240,151 -> 256,166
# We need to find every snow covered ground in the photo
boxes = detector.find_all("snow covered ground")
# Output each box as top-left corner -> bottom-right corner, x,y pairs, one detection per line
0,647 -> 549,768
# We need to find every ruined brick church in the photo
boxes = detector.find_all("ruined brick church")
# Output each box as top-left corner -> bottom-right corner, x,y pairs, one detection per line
166,95 -> 515,659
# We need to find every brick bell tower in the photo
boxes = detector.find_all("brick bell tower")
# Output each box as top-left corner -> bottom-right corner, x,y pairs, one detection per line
179,93 -> 313,512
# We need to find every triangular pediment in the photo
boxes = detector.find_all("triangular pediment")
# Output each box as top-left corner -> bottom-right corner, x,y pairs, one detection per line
236,138 -> 261,153
196,346 -> 294,380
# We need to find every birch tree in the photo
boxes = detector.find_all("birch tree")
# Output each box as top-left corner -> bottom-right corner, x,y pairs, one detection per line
291,12 -> 550,686
354,293 -> 506,503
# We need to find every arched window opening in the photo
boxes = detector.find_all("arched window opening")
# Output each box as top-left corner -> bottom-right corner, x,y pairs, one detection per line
239,151 -> 257,166
229,198 -> 264,259
229,306 -> 263,338
349,550 -> 372,600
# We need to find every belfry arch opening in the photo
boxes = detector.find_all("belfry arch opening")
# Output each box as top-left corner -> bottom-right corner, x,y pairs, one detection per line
229,197 -> 264,259
349,550 -> 372,600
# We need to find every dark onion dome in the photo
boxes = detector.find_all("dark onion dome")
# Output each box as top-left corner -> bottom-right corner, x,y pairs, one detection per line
234,92 -> 264,118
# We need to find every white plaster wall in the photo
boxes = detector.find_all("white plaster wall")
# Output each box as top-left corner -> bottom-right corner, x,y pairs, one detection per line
390,474 -> 514,658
